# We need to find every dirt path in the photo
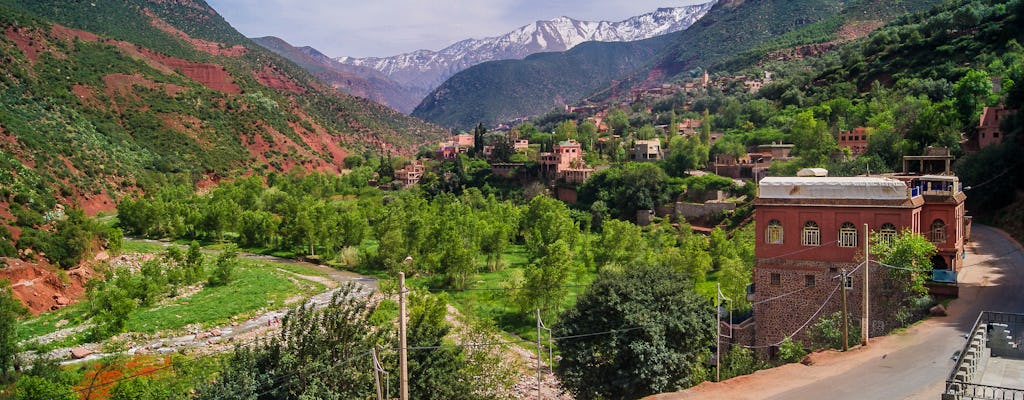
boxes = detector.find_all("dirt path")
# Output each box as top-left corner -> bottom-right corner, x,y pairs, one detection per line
35,239 -> 378,364
648,224 -> 1024,400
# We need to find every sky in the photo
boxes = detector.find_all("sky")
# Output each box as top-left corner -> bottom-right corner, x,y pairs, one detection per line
205,0 -> 711,59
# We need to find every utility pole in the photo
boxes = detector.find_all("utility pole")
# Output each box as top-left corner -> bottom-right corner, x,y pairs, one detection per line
399,270 -> 409,400
841,269 -> 849,351
862,223 -> 870,346
715,282 -> 721,382
536,309 -> 543,400
372,347 -> 383,400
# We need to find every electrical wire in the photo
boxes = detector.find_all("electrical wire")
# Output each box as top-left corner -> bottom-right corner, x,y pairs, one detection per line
742,281 -> 842,349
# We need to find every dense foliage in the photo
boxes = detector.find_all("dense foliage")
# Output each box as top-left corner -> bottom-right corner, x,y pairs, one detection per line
0,0 -> 448,261
555,263 -> 714,399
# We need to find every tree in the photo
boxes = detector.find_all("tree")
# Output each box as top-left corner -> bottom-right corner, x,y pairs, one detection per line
578,120 -> 597,151
665,135 -> 709,176
592,219 -> 646,271
472,123 -> 487,155
407,293 -> 477,400
520,196 -> 578,262
184,241 -> 205,284
953,69 -> 994,128
871,229 -> 937,325
86,276 -> 136,340
195,284 -> 383,399
555,263 -> 713,399
554,120 -> 578,142
207,246 -> 238,287
1,280 -> 27,381
788,110 -> 835,166
516,239 -> 573,319
606,109 -> 630,135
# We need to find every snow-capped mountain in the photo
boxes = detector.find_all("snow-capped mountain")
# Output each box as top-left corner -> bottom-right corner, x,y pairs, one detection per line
336,2 -> 715,96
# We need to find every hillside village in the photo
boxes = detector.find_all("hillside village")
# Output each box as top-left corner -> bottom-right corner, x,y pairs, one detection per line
0,1 -> 1022,400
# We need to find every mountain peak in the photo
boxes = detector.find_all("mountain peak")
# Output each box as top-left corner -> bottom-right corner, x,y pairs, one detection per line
335,1 -> 716,97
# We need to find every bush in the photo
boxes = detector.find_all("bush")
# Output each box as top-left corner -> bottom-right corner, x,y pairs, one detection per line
777,337 -> 807,364
207,246 -> 238,287
810,311 -> 861,350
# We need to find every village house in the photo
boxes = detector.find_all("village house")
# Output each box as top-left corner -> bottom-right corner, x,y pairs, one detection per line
435,133 -> 477,159
513,139 -> 530,152
393,160 -> 425,187
630,139 -> 663,162
678,118 -> 703,136
540,140 -> 594,182
977,106 -> 1017,149
712,152 -> 773,181
742,151 -> 967,353
839,127 -> 871,155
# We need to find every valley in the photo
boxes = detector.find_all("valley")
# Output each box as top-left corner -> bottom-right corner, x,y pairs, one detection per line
1,0 -> 1023,399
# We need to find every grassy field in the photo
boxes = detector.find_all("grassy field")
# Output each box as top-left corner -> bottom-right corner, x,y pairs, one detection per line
408,245 -> 595,341
19,248 -> 328,346
124,263 -> 323,333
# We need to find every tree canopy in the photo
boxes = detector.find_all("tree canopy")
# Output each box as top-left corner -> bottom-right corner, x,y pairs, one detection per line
555,263 -> 714,399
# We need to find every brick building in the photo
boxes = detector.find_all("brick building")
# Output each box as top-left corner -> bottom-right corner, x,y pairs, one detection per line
630,139 -> 663,161
977,106 -> 1017,149
839,127 -> 871,155
748,168 -> 966,350
393,160 -> 425,187
540,140 -> 594,182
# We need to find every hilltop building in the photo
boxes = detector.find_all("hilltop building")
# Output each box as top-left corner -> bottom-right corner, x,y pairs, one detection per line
743,149 -> 967,353
540,140 -> 594,183
977,106 -> 1016,149
839,127 -> 871,155
393,160 -> 425,187
630,139 -> 663,162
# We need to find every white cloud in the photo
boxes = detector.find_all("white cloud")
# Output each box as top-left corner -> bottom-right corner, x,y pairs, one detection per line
207,0 -> 711,57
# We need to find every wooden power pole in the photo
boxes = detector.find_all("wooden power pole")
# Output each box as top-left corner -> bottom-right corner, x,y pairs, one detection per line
841,269 -> 849,351
399,271 -> 409,400
862,223 -> 870,346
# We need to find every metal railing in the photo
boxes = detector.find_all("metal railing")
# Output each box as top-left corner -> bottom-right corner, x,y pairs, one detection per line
944,312 -> 1024,400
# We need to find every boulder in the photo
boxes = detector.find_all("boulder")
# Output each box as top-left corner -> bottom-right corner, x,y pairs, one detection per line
70,347 -> 93,359
930,304 -> 947,316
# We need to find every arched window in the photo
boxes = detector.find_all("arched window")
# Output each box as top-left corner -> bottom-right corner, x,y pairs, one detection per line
930,219 -> 946,243
838,222 -> 857,247
802,221 -> 820,246
879,223 -> 897,244
766,220 -> 783,244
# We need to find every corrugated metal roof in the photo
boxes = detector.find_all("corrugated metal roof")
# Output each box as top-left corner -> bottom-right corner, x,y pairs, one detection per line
758,177 -> 908,200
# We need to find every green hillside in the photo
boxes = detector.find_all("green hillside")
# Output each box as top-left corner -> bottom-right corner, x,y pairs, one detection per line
411,33 -> 678,131
0,0 -> 447,256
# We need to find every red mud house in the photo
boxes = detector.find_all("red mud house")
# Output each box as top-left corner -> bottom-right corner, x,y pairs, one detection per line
745,166 -> 966,351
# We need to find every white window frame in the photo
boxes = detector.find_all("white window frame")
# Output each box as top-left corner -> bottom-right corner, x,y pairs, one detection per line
879,223 -> 896,244
930,219 -> 946,244
802,221 -> 820,246
766,220 -> 784,244
838,222 -> 857,248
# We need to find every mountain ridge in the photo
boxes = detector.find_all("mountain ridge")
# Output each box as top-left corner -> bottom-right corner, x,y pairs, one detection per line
335,3 -> 715,104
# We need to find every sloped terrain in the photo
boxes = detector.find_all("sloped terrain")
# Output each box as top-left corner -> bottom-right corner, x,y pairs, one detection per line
0,0 -> 447,263
252,36 -> 427,113
413,33 -> 678,130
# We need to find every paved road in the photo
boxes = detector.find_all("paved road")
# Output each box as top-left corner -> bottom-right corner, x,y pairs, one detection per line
652,224 -> 1024,400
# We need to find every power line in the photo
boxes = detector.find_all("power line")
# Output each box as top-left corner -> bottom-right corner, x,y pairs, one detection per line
743,281 -> 842,349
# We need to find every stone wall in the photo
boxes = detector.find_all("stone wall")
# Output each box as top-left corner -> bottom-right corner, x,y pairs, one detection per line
752,259 -> 903,349
676,201 -> 736,220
